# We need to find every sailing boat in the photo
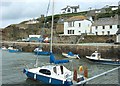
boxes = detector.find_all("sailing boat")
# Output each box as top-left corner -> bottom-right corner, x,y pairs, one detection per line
23,0 -> 86,85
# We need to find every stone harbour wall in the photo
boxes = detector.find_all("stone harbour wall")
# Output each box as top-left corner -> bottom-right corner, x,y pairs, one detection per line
1,41 -> 120,59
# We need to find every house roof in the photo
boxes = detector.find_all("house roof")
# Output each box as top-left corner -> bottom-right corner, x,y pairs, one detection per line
92,15 -> 118,26
116,29 -> 120,34
61,5 -> 79,10
65,16 -> 87,22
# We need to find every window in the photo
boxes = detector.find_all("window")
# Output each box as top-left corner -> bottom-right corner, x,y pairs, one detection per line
117,25 -> 120,28
72,30 -> 74,34
73,21 -> 74,27
60,66 -> 63,74
68,30 -> 74,34
53,67 -> 57,73
96,32 -> 98,35
91,54 -> 95,57
67,8 -> 70,12
103,26 -> 105,29
110,25 -> 112,29
107,31 -> 110,35
68,22 -> 72,27
68,22 -> 74,27
39,69 -> 51,75
79,23 -> 81,27
96,26 -> 98,30
68,30 -> 70,34
102,31 -> 104,35
74,8 -> 77,12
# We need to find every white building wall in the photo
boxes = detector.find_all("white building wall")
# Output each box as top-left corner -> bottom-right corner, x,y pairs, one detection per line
29,35 -> 41,38
111,7 -> 118,11
64,20 -> 92,35
92,25 -> 118,35
116,34 -> 120,43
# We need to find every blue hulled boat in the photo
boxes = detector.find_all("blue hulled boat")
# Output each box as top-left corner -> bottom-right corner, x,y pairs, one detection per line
62,52 -> 80,59
8,46 -> 20,53
34,47 -> 50,55
23,53 -> 86,85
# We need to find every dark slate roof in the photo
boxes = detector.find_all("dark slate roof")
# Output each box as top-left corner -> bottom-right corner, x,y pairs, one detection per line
116,29 -> 120,34
61,5 -> 79,10
92,15 -> 118,26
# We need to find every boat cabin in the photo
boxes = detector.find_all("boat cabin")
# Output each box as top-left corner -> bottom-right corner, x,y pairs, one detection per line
39,65 -> 71,77
90,51 -> 101,59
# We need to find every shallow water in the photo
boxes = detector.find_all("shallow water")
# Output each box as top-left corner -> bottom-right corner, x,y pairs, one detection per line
1,50 -> 119,85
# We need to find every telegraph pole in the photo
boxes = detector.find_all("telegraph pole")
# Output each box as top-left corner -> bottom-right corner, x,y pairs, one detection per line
118,1 -> 120,29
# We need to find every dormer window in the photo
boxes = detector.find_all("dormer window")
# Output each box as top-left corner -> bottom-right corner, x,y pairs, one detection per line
74,8 -> 77,12
67,8 -> 70,12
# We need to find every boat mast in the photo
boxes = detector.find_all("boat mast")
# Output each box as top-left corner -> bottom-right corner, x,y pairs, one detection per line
50,0 -> 54,53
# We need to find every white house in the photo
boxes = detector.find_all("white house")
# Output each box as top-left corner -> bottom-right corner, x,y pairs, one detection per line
61,5 -> 80,14
25,19 -> 39,24
116,28 -> 120,43
29,35 -> 41,38
92,15 -> 119,35
103,5 -> 118,11
64,16 -> 92,35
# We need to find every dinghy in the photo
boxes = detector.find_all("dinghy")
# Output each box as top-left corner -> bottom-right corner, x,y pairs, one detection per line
8,46 -> 20,53
62,52 -> 80,59
34,47 -> 50,55
1,46 -> 7,51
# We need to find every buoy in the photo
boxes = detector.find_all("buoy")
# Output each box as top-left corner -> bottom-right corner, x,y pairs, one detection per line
79,66 -> 83,73
73,68 -> 77,81
84,66 -> 88,78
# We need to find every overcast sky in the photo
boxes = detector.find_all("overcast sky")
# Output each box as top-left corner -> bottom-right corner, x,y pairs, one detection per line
0,0 -> 119,28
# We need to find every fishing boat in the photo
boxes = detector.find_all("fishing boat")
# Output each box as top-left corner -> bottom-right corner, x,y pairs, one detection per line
86,51 -> 120,65
8,46 -> 20,53
34,47 -> 50,55
62,52 -> 80,59
23,0 -> 87,85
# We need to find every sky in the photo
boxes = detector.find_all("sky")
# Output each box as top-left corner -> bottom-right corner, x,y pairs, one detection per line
0,0 -> 119,28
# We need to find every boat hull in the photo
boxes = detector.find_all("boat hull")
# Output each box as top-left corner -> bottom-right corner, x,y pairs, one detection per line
34,51 -> 50,55
23,69 -> 73,85
8,49 -> 19,53
86,56 -> 120,65
62,53 -> 80,59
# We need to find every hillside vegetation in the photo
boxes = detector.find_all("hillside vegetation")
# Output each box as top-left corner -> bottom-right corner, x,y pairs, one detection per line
2,9 -> 118,42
